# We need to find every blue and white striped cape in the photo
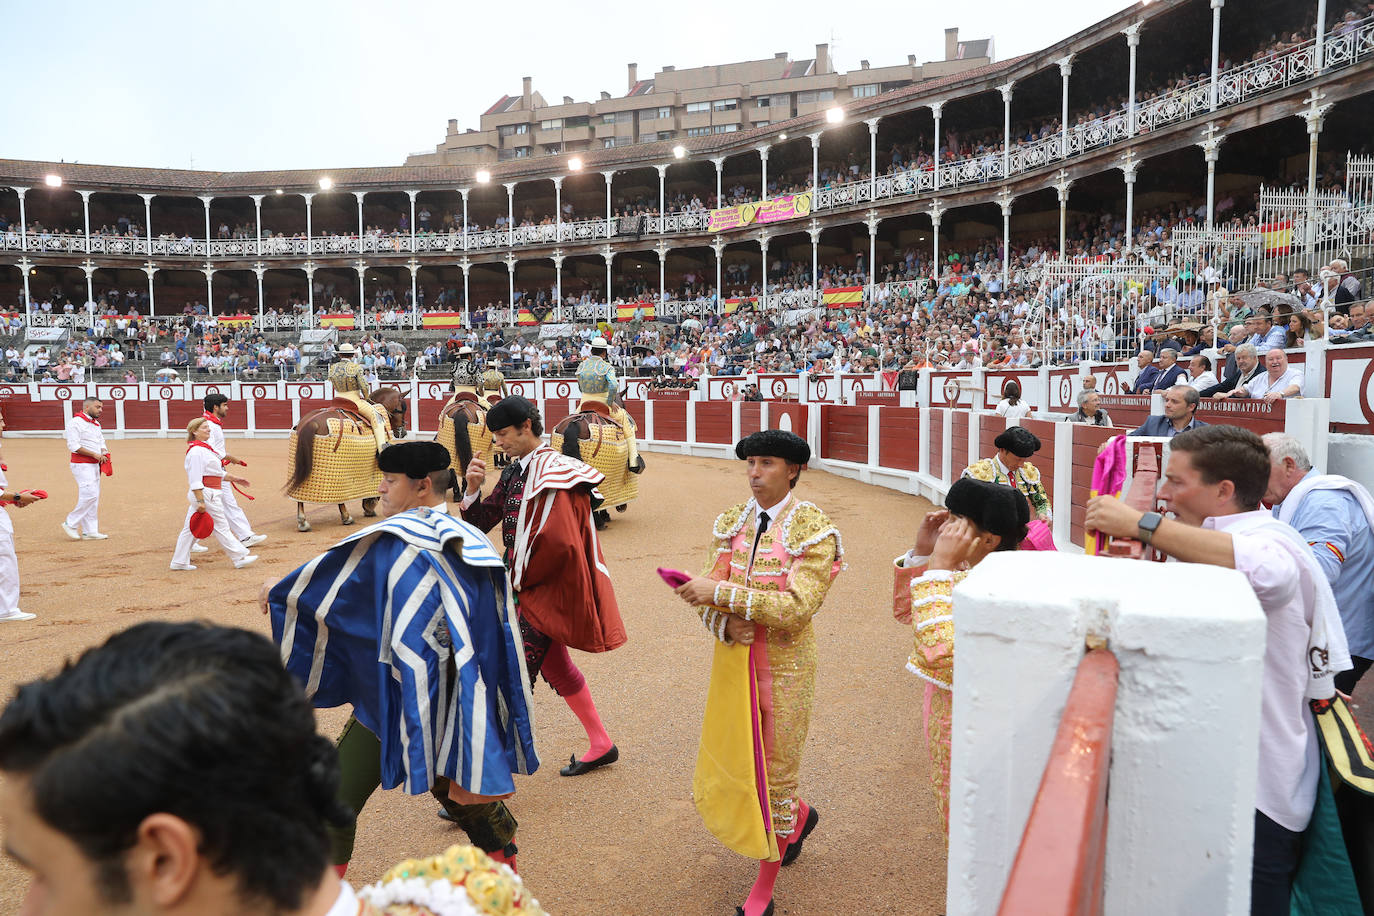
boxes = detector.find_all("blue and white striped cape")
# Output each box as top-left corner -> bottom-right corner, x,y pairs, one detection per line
270,506 -> 539,796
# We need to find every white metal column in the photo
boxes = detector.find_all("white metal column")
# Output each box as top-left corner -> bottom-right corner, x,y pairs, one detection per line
1209,0 -> 1225,112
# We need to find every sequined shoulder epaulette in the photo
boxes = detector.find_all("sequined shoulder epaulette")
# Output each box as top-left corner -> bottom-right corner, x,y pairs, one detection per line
963,458 -> 996,482
780,501 -> 843,558
1019,462 -> 1042,483
712,501 -> 754,541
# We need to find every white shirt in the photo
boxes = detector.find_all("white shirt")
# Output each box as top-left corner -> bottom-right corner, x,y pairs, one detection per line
64,412 -> 106,457
1188,371 -> 1219,391
322,880 -> 361,916
1244,366 -> 1304,399
1204,511 -> 1318,831
185,443 -> 224,491
203,416 -> 227,457
995,399 -> 1032,419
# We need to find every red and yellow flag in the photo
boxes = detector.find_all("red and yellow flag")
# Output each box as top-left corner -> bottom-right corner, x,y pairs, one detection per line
724,297 -> 756,314
616,302 -> 655,321
421,312 -> 466,329
216,314 -> 253,327
822,286 -> 864,308
516,308 -> 538,326
318,313 -> 356,330
1260,220 -> 1292,257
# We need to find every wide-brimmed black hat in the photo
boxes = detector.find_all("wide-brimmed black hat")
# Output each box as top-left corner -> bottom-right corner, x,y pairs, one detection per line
993,426 -> 1041,458
378,441 -> 451,479
945,477 -> 1030,548
735,429 -> 811,465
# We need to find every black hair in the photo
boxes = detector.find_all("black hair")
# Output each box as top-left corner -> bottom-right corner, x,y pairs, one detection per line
203,392 -> 230,412
0,622 -> 347,909
1002,380 -> 1021,406
1170,425 -> 1269,510
486,396 -> 543,437
1195,354 -> 1212,372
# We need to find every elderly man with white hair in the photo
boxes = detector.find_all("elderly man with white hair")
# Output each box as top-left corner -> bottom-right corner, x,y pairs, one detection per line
1263,432 -> 1374,694
1231,349 -> 1303,401
1328,258 -> 1362,303
1147,347 -> 1189,391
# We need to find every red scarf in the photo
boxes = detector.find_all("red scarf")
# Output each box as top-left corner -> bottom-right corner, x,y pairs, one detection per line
201,411 -> 223,426
76,412 -> 100,427
186,440 -> 217,456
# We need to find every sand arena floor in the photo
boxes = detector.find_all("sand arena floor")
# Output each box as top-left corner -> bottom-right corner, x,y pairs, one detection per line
0,437 -> 946,915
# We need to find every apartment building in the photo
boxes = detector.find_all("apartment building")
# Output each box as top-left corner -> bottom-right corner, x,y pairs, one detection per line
406,29 -> 992,167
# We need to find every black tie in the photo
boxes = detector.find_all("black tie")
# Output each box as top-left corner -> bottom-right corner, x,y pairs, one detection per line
751,512 -> 770,567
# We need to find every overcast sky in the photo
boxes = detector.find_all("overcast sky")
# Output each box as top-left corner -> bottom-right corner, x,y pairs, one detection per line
2,0 -> 1138,173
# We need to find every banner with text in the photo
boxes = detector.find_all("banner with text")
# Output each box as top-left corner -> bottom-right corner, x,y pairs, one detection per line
708,192 -> 813,233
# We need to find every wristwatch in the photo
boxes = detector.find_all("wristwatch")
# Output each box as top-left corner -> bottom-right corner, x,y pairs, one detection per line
1137,511 -> 1164,544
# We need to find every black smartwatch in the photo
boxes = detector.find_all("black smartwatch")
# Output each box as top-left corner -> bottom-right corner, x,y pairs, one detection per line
1137,511 -> 1164,544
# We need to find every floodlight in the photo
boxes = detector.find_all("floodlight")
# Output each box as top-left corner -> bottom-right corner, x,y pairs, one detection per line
44,174 -> 62,188
568,157 -> 583,171
672,145 -> 687,159
826,107 -> 845,124
475,169 -> 492,184
318,177 -> 334,190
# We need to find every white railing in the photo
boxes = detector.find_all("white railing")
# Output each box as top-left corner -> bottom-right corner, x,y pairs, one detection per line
7,19 -> 1373,266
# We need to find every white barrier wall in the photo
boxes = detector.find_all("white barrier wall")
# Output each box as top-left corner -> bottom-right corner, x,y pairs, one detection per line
947,553 -> 1265,916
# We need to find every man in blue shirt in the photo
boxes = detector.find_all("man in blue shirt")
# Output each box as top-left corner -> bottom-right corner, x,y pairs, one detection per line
1245,307 -> 1288,354
1129,385 -> 1208,438
1263,433 -> 1374,693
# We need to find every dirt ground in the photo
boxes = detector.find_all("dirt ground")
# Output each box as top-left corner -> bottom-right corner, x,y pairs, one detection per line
0,438 -> 945,916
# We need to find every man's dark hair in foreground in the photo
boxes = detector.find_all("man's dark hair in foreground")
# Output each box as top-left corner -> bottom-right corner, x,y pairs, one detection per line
0,621 -> 347,911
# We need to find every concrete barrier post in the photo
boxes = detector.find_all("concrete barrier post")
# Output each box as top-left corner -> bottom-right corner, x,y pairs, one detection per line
946,553 -> 1265,916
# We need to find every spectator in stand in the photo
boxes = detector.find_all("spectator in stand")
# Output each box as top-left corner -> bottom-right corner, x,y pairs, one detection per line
1086,425 -> 1349,916
1132,350 -> 1162,393
1204,343 -> 1263,398
1229,349 -> 1303,401
1245,308 -> 1288,354
1147,348 -> 1189,391
1129,385 -> 1207,438
1262,433 -> 1374,694
1329,258 -> 1363,304
1187,355 -> 1219,392
994,380 -> 1032,420
1065,390 -> 1113,426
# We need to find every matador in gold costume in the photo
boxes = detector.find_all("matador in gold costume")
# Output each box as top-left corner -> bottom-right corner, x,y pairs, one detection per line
675,429 -> 842,916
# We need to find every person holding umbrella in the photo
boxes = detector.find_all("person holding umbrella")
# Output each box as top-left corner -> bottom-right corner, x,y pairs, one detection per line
170,417 -> 258,571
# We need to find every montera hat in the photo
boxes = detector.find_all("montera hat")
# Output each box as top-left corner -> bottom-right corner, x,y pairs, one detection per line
944,477 -> 1030,548
377,441 -> 452,479
993,426 -> 1041,458
590,336 -> 609,349
735,429 -> 811,465
337,343 -> 357,356
486,395 -> 539,432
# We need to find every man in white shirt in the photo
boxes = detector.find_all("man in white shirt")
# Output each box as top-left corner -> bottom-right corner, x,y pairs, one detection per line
1187,354 -> 1219,392
1237,349 -> 1303,401
61,397 -> 109,540
1087,425 -> 1348,915
202,394 -> 267,550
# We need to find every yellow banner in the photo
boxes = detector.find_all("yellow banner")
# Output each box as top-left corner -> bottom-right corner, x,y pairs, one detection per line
708,192 -> 813,233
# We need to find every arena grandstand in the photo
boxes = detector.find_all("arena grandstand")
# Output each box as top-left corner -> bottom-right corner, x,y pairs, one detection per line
0,1 -> 1371,395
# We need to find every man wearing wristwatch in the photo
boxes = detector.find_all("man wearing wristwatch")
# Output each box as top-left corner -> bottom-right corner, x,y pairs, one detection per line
1086,425 -> 1349,916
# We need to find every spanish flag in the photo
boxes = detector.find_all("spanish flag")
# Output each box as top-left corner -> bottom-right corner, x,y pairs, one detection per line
516,308 -> 538,326
216,314 -> 253,327
1260,220 -> 1292,257
822,286 -> 864,308
616,302 -> 655,321
318,313 -> 356,330
421,312 -> 466,329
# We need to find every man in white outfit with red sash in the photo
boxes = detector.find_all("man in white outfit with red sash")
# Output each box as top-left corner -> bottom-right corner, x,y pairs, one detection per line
200,393 -> 266,550
61,397 -> 109,540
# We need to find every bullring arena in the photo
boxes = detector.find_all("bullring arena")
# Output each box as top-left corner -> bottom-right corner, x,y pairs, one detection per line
5,0 -> 1374,911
